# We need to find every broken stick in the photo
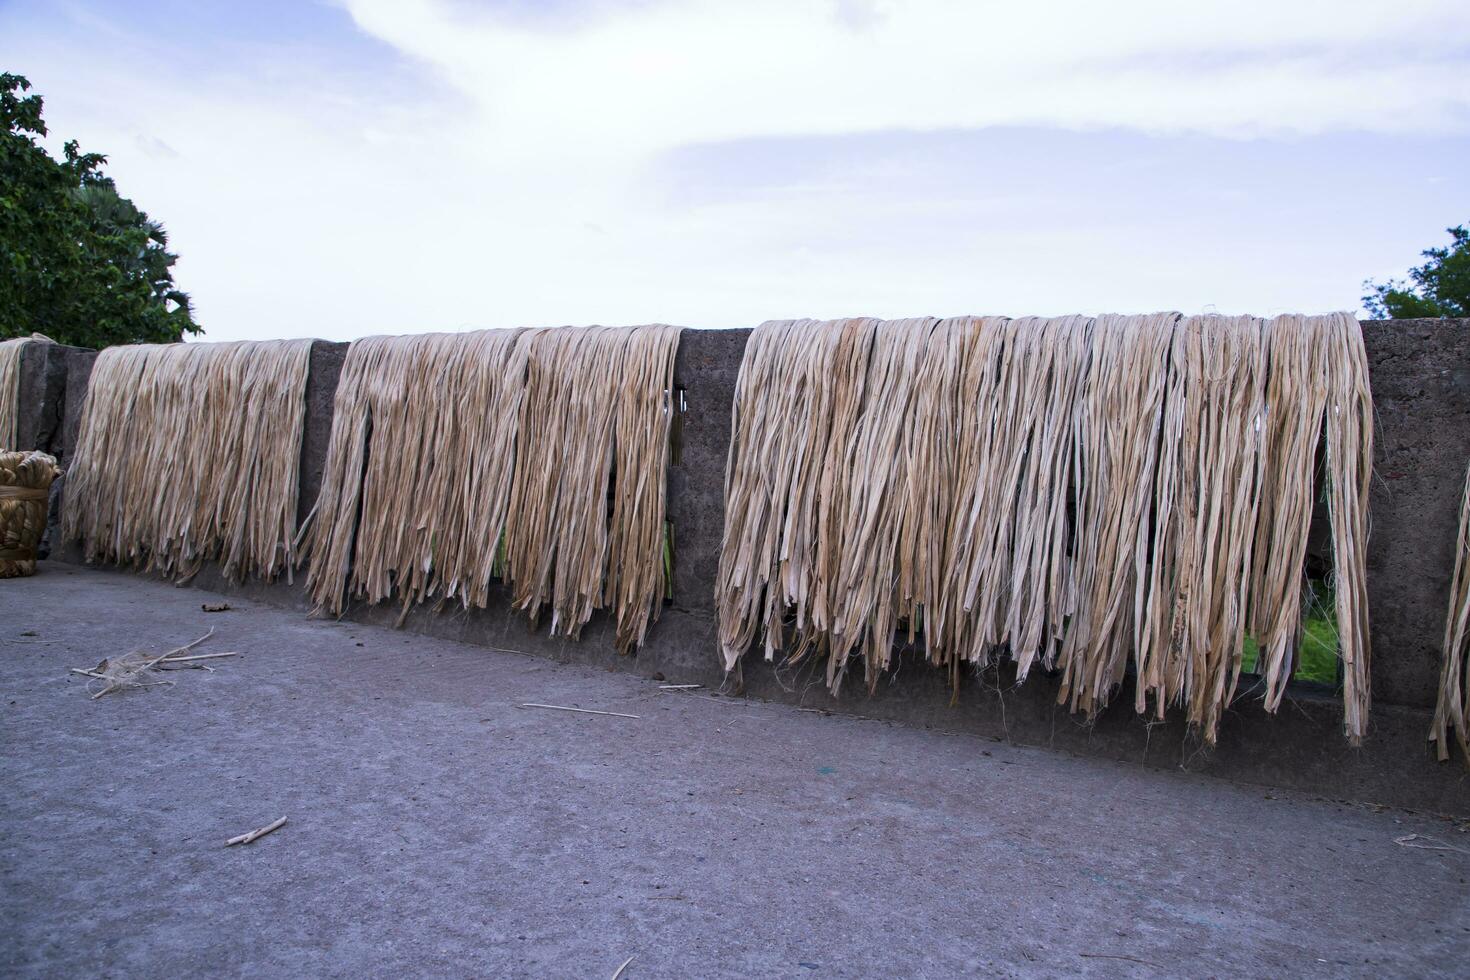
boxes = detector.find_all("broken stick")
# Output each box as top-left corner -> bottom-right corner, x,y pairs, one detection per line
226,816 -> 287,847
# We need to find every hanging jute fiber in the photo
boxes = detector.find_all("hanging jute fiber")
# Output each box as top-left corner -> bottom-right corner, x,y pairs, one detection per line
717,312 -> 1374,745
1430,462 -> 1470,764
1,334 -> 53,449
303,324 -> 680,655
0,450 -> 60,578
62,339 -> 314,583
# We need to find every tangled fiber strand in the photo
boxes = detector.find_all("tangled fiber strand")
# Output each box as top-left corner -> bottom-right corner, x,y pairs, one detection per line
304,325 -> 680,655
1430,462 -> 1470,764
62,340 -> 313,583
716,312 -> 1375,745
0,450 -> 60,577
78,628 -> 226,699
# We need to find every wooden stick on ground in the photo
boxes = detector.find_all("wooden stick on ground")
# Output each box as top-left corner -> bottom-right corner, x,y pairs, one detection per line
519,703 -> 640,720
155,651 -> 239,664
226,816 -> 288,847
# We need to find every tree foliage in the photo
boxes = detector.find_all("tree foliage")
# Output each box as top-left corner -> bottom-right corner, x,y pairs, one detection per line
0,72 -> 200,347
1362,224 -> 1470,319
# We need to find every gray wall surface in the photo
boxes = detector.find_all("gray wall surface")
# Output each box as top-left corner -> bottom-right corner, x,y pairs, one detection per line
18,320 -> 1470,813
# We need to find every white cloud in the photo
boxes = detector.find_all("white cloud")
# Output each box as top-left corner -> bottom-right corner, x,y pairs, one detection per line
340,0 -> 1470,151
3,0 -> 1466,342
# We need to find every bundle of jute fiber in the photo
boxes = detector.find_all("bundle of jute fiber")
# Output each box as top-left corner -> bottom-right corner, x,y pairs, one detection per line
304,330 -> 531,617
304,325 -> 680,655
62,339 -> 313,583
508,324 -> 681,652
715,318 -> 828,671
1318,311 -> 1375,743
1132,315 -> 1266,739
0,450 -> 60,577
716,312 -> 1375,745
717,317 -> 905,682
1054,313 -> 1177,720
0,334 -> 54,449
933,315 -> 1087,688
1246,315 -> 1331,714
1430,462 -> 1470,764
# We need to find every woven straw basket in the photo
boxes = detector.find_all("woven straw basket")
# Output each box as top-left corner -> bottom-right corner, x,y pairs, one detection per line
0,451 -> 60,578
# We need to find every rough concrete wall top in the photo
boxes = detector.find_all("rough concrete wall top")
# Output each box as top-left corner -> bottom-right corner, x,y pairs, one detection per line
1361,318 -> 1470,708
15,342 -> 79,456
57,347 -> 99,464
298,341 -> 348,528
668,328 -> 751,615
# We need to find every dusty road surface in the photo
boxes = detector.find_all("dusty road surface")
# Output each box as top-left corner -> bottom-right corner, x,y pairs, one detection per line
3,565 -> 1468,978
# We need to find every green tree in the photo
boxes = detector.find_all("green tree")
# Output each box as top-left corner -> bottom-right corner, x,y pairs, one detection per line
0,72 -> 200,347
1362,224 -> 1470,319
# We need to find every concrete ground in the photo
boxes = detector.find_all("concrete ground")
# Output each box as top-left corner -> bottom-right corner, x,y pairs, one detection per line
3,566 -> 1468,979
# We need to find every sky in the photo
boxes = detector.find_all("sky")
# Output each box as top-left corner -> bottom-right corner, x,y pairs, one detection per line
2,0 -> 1468,342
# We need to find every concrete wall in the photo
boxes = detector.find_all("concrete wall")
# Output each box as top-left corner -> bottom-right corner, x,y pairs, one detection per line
14,340 -> 76,459
20,320 -> 1470,814
1361,320 -> 1470,710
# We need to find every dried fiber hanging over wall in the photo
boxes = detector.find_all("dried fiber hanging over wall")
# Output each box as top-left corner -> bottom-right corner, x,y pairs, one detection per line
62,339 -> 314,583
0,334 -> 51,449
938,315 -> 1086,683
717,312 -> 1374,744
304,330 -> 531,618
1132,315 -> 1266,737
1430,462 -> 1470,764
303,324 -> 680,655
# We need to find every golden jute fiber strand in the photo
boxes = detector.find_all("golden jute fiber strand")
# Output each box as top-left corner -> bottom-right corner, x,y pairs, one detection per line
1430,462 -> 1470,764
716,313 -> 1375,744
62,339 -> 313,583
304,324 -> 680,655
